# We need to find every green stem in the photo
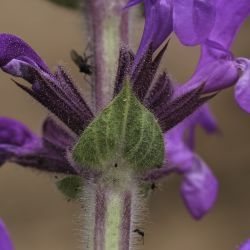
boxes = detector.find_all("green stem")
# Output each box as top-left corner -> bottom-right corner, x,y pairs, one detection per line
82,181 -> 143,250
85,0 -> 130,111
105,190 -> 123,249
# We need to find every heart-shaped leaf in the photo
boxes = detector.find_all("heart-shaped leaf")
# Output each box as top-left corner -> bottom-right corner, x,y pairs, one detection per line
72,83 -> 164,174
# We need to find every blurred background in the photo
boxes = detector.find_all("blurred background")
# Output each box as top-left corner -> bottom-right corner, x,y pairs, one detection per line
0,1 -> 250,249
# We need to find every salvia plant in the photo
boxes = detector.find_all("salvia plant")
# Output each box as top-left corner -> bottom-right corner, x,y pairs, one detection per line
0,0 -> 250,249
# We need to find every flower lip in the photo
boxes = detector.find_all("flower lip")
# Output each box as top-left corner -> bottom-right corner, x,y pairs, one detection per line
180,156 -> 218,219
164,105 -> 218,218
173,0 -> 216,46
0,33 -> 49,73
0,117 -> 78,175
0,117 -> 39,151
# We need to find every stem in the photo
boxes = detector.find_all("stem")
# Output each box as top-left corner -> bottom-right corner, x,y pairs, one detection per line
105,190 -> 123,249
86,0 -> 130,111
82,181 -> 143,250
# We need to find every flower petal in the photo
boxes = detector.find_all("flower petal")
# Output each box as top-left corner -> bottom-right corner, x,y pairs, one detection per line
197,104 -> 218,134
185,105 -> 218,149
180,0 -> 250,100
163,107 -> 218,219
0,219 -> 14,250
0,117 -> 39,160
124,0 -> 143,8
235,58 -> 250,113
0,34 -> 51,87
206,0 -> 250,50
180,157 -> 218,219
0,117 -> 76,174
166,125 -> 194,172
2,58 -> 46,84
0,33 -> 49,73
173,0 -> 216,45
179,55 -> 239,95
166,105 -> 217,171
136,0 -> 173,59
238,239 -> 250,250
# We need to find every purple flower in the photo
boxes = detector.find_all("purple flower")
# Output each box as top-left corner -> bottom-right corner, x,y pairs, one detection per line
166,105 -> 218,219
127,0 -> 250,113
125,0 -> 172,59
143,105 -> 219,219
176,0 -> 250,112
0,33 -> 212,176
125,0 -> 216,58
173,0 -> 216,46
238,239 -> 250,250
0,34 -> 94,135
0,117 -> 40,164
0,32 -> 217,223
0,219 -> 14,250
0,117 -> 77,174
116,48 -> 217,219
179,157 -> 218,219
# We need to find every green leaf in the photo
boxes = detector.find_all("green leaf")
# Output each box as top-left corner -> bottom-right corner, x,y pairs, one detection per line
72,83 -> 164,174
56,176 -> 83,200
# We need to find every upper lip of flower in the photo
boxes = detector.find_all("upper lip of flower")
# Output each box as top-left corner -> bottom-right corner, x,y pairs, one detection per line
125,0 -> 217,59
180,0 -> 250,112
126,0 -> 250,114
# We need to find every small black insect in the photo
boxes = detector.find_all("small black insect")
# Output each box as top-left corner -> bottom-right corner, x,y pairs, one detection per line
114,163 -> 118,168
71,49 -> 93,75
133,229 -> 144,244
151,182 -> 157,190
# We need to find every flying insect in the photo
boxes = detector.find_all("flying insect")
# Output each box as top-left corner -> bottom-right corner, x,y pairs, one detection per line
70,49 -> 93,75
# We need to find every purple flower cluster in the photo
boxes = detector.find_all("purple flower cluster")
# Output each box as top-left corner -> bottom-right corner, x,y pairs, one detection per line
126,0 -> 250,218
0,0 -> 249,232
0,32 -> 213,222
126,0 -> 250,112
0,33 -> 208,163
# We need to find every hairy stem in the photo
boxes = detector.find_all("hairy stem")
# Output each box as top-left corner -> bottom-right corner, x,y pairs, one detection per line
86,0 -> 130,111
82,181 -> 143,250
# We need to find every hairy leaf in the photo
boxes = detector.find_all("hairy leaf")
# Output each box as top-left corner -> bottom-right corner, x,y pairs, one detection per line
72,83 -> 164,174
